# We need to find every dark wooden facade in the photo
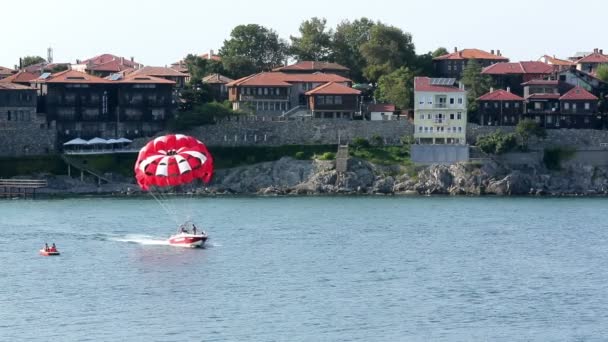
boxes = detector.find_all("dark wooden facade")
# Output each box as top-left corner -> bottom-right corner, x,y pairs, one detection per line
308,94 -> 359,119
478,100 -> 523,126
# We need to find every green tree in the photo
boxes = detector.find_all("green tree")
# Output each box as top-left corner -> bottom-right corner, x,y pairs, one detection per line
375,67 -> 414,109
414,52 -> 434,76
20,56 -> 46,68
432,47 -> 449,58
170,102 -> 238,130
516,118 -> 547,149
290,17 -> 333,61
476,131 -> 517,154
360,23 -> 416,83
597,64 -> 608,82
184,54 -> 224,84
460,59 -> 492,118
219,24 -> 288,77
331,18 -> 374,82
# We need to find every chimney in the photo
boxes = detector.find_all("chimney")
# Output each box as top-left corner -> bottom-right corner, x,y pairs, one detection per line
490,87 -> 494,93
491,49 -> 495,55
459,81 -> 465,90
506,86 -> 511,93
120,57 -> 125,65
208,49 -> 214,59
497,49 -> 501,56
594,48 -> 598,53
454,47 -> 458,53
601,49 -> 604,55
130,56 -> 134,62
76,59 -> 81,64
19,58 -> 22,70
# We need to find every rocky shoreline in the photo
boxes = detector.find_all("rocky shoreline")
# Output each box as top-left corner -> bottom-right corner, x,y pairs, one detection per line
31,156 -> 608,197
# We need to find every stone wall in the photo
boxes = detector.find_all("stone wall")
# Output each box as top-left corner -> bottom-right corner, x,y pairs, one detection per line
0,114 -> 57,157
467,123 -> 608,149
411,145 -> 470,164
187,117 -> 413,146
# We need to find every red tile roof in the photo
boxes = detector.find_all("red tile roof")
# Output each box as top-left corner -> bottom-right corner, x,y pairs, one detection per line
368,104 -> 396,112
200,53 -> 221,61
0,66 -> 15,76
44,70 -> 110,84
577,52 -> 608,64
526,93 -> 561,100
559,86 -> 598,101
433,48 -> 508,61
227,72 -> 351,87
482,61 -> 554,75
0,71 -> 39,84
477,89 -> 524,101
88,59 -> 134,73
0,83 -> 34,90
116,74 -> 175,84
305,82 -> 361,95
541,55 -> 575,66
81,54 -> 141,68
128,66 -> 188,78
414,77 -> 465,93
202,73 -> 234,84
521,79 -> 558,86
273,61 -> 349,72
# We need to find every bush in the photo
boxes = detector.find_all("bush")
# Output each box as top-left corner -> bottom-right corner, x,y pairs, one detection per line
170,102 -> 240,131
318,152 -> 336,160
352,137 -> 370,150
294,151 -> 306,160
371,134 -> 384,146
476,130 -> 518,155
516,119 -> 546,149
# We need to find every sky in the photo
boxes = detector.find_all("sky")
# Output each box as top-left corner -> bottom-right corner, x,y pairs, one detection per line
1,0 -> 606,68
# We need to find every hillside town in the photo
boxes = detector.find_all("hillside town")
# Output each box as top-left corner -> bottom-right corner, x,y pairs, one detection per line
3,19 -> 608,186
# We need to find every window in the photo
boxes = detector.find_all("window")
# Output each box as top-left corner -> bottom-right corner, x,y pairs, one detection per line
505,102 -> 510,108
494,102 -> 498,108
534,102 -> 542,110
458,97 -> 463,104
275,88 -> 280,96
564,103 -> 570,110
7,110 -> 10,121
419,114 -> 424,119
458,127 -> 462,132
334,96 -> 342,105
450,98 -> 455,104
515,102 -> 520,108
485,102 -> 489,108
326,96 -> 334,105
430,127 -> 433,132
450,113 -> 455,120
457,113 -> 462,120
264,88 -> 268,95
424,127 -> 428,132
258,88 -> 263,95
419,97 -> 424,105
447,127 -> 451,132
572,103 -> 577,110
427,114 -> 431,120
318,96 -> 325,105
585,102 -> 590,110
418,126 -> 423,132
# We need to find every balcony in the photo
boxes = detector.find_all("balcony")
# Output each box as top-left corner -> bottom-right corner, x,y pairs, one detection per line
240,95 -> 288,101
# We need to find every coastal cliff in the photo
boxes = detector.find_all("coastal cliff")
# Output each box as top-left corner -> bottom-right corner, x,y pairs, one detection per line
35,156 -> 608,196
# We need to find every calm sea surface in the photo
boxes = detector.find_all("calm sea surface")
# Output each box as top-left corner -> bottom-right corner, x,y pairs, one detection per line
1,196 -> 608,341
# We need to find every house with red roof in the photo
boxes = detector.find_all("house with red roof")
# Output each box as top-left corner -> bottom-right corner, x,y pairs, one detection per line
433,48 -> 509,78
477,88 -> 525,126
126,66 -> 189,88
202,73 -> 235,101
414,77 -> 467,144
38,70 -> 176,140
72,54 -> 143,78
368,104 -> 397,121
305,82 -> 361,119
538,55 -> 575,72
576,48 -> 608,74
0,71 -> 39,86
482,61 -> 555,96
227,72 -> 352,116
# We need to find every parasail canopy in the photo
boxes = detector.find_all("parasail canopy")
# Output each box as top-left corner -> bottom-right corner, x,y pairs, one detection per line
134,134 -> 214,191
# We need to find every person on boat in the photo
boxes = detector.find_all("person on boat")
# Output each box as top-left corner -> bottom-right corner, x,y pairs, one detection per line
192,224 -> 197,235
180,225 -> 188,233
44,243 -> 49,252
49,243 -> 57,253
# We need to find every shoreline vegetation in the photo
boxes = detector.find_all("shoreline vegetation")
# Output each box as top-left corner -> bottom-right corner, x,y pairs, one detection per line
5,141 -> 608,198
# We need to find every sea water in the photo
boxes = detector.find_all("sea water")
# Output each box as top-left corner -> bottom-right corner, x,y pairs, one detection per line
1,196 -> 608,341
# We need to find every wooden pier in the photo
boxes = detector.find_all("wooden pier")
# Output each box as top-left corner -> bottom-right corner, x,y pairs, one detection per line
0,179 -> 48,199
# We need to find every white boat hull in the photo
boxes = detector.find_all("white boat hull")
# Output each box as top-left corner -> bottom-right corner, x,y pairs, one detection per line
168,233 -> 208,248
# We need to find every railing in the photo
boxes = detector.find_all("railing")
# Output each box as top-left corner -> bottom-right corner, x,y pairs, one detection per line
60,155 -> 112,185
0,179 -> 47,199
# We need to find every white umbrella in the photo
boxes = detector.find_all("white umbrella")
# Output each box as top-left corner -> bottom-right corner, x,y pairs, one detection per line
105,139 -> 120,144
87,137 -> 108,145
116,138 -> 132,143
63,138 -> 88,146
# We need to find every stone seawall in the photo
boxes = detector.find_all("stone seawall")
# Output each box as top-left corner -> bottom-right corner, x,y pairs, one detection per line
0,115 -> 57,157
188,118 -> 413,146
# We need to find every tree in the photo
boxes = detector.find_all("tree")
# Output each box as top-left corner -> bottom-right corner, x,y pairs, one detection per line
597,64 -> 608,82
375,67 -> 414,110
290,17 -> 333,61
476,131 -> 517,154
20,56 -> 46,68
460,59 -> 492,119
219,24 -> 288,77
414,52 -> 434,76
332,18 -> 374,82
184,54 -> 224,84
432,47 -> 449,58
170,102 -> 237,131
516,118 -> 547,149
360,23 -> 416,83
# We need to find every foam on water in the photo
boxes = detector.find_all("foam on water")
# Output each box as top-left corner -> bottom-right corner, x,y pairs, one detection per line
110,234 -> 170,246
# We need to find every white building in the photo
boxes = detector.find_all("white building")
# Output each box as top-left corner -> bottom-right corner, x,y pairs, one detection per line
413,77 -> 467,144
369,104 -> 397,121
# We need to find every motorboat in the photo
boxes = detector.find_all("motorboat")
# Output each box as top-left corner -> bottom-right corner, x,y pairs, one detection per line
168,231 -> 208,248
39,249 -> 60,256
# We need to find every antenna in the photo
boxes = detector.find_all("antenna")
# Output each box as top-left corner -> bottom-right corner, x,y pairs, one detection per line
47,46 -> 54,63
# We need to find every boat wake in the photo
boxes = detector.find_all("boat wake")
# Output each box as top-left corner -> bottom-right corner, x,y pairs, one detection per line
110,234 -> 170,246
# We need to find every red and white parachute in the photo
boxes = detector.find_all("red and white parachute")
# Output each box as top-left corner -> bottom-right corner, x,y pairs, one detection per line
134,134 -> 214,191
